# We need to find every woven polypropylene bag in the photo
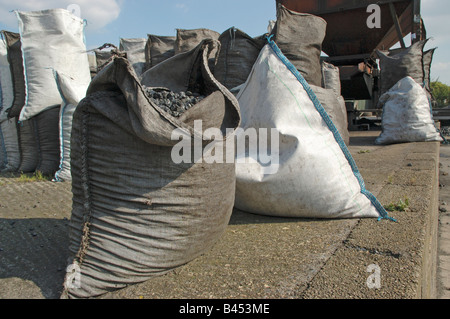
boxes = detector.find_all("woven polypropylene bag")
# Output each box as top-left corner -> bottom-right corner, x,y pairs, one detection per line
375,76 -> 442,145
0,118 -> 20,172
16,9 -> 91,121
1,31 -> 25,119
145,34 -> 175,69
377,40 -> 428,96
214,27 -> 266,90
0,39 -> 13,119
270,4 -> 326,87
53,71 -> 90,182
62,40 -> 240,299
119,38 -> 147,76
235,39 -> 391,220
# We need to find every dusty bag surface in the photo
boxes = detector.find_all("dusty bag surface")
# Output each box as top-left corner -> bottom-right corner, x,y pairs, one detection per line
87,54 -> 97,78
62,39 -> 240,299
377,40 -> 428,96
54,71 -> 90,182
1,31 -> 25,119
235,39 -> 391,220
175,28 -> 220,55
119,38 -> 147,76
16,9 -> 91,121
311,85 -> 349,146
214,27 -> 266,90
270,4 -> 326,87
0,118 -> 20,172
423,48 -> 436,99
17,118 -> 38,173
0,39 -> 14,119
321,61 -> 341,96
175,28 -> 220,72
34,106 -> 61,176
0,124 -> 5,170
145,34 -> 176,69
94,50 -> 112,71
375,76 -> 442,145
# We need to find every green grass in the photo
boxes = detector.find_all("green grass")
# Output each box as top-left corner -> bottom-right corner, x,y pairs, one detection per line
384,197 -> 410,212
15,171 -> 52,183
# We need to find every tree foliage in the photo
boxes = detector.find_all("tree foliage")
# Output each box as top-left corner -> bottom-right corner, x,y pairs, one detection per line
431,81 -> 450,108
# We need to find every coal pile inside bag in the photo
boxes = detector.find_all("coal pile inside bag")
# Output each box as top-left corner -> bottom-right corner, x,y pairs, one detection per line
142,86 -> 205,118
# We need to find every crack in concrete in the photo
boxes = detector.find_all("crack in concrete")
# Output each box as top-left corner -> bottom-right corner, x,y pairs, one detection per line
343,241 -> 402,259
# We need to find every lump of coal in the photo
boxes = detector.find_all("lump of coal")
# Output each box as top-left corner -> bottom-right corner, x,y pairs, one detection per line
143,86 -> 205,117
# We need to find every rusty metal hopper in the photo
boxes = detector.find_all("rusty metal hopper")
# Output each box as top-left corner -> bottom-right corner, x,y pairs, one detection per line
275,0 -> 424,103
276,0 -> 423,58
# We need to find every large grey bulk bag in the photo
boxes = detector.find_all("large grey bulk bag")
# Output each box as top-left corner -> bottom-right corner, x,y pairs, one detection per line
270,4 -> 326,87
0,121 -> 6,170
119,38 -> 147,76
16,108 -> 60,175
34,106 -> 61,176
0,39 -> 14,118
17,118 -> 39,173
0,39 -> 14,170
145,34 -> 176,69
175,28 -> 220,55
94,44 -> 117,73
62,39 -> 240,299
54,71 -> 90,182
16,9 -> 91,121
235,38 -> 392,220
0,124 -> 5,170
375,76 -> 442,145
1,31 -> 25,119
310,85 -> 349,146
175,28 -> 220,72
423,48 -> 436,99
321,61 -> 341,96
87,54 -> 97,79
214,27 -> 266,90
0,118 -> 20,172
377,40 -> 428,96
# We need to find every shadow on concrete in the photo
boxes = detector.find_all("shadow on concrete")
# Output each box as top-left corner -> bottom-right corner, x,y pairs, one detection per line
230,208 -> 329,225
348,131 -> 380,147
0,218 -> 70,299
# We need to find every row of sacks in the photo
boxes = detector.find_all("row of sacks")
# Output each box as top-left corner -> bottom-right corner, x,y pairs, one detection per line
2,4 -> 349,183
89,4 -> 349,146
375,39 -> 442,145
61,36 -> 394,298
0,9 -> 91,179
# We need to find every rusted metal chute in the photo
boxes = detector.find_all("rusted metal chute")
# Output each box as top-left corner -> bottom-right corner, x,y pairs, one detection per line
275,0 -> 424,111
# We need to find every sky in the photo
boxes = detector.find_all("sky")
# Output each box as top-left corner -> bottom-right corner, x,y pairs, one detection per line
0,0 -> 449,85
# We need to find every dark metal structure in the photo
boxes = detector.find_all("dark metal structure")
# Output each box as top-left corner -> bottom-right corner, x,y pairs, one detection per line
275,0 -> 424,104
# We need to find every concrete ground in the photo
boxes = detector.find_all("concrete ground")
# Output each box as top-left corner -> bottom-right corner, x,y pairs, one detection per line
0,130 -> 443,299
438,143 -> 450,299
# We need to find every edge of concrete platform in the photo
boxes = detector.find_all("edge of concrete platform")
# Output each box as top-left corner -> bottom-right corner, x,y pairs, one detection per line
301,135 -> 441,299
420,142 -> 440,298
0,132 -> 443,300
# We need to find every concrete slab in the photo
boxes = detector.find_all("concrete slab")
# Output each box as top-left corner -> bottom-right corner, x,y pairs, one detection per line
438,144 -> 450,299
0,130 -> 441,300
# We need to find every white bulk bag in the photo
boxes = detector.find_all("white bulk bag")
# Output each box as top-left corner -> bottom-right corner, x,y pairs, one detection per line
375,76 -> 442,145
53,71 -> 90,182
235,39 -> 391,220
16,9 -> 91,121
